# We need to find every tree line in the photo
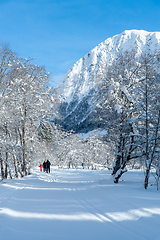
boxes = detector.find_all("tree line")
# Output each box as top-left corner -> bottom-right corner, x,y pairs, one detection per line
0,42 -> 56,179
99,50 -> 160,189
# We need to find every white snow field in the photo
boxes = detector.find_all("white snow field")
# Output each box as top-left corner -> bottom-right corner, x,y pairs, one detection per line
1,167 -> 160,240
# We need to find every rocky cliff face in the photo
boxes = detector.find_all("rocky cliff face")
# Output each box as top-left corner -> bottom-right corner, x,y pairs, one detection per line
54,30 -> 160,132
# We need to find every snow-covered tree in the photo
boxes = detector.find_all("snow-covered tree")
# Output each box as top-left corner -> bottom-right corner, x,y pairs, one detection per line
133,53 -> 160,189
98,50 -> 160,185
0,43 -> 54,179
98,50 -> 142,182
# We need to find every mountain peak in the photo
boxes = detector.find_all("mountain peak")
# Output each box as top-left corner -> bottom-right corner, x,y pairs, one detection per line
56,30 -> 160,101
54,30 -> 160,132
122,29 -> 148,35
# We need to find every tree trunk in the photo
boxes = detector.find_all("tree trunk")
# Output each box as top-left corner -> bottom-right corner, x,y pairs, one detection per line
13,155 -> 19,178
144,169 -> 150,189
0,153 -> 5,180
112,133 -> 123,176
22,112 -> 27,176
4,152 -> 8,179
112,125 -> 134,183
144,109 -> 160,189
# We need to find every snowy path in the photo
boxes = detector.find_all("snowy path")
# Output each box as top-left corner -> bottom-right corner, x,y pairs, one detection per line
0,168 -> 160,240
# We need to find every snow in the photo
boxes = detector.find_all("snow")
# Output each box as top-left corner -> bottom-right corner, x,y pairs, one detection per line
80,128 -> 108,139
1,167 -> 160,240
55,29 -> 160,105
120,86 -> 133,103
115,104 -> 122,114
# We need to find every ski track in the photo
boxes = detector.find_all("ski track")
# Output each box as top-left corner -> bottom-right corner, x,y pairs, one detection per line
0,167 -> 160,240
71,179 -> 147,240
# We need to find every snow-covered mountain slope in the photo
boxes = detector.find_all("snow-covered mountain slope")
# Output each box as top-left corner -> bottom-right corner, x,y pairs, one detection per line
54,30 -> 160,132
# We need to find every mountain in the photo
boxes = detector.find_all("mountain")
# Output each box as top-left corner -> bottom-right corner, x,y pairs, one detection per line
54,30 -> 160,132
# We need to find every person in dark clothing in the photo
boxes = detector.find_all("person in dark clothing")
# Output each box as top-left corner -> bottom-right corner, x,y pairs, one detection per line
82,162 -> 84,169
43,161 -> 46,172
46,159 -> 51,173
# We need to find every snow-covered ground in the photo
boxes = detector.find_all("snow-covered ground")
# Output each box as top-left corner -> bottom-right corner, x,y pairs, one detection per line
0,167 -> 160,240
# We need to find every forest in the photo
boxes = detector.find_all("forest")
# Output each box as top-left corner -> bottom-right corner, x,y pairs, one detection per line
0,42 -> 160,190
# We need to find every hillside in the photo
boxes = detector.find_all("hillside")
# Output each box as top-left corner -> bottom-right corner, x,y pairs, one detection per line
54,30 -> 160,132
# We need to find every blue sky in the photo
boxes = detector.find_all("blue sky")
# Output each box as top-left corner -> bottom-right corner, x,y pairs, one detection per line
0,0 -> 160,85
